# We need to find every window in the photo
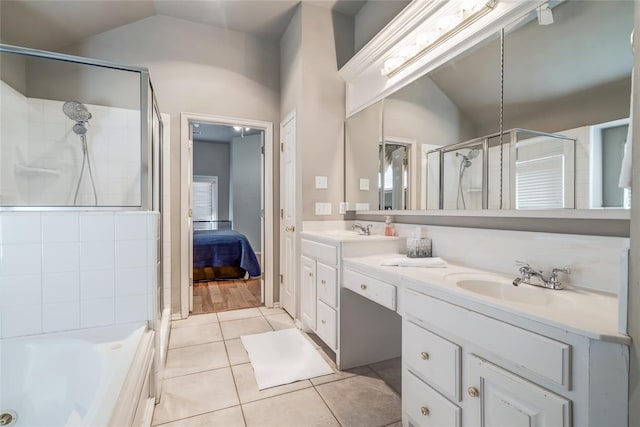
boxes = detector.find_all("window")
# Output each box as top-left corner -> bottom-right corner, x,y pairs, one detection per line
193,175 -> 218,228
515,155 -> 564,209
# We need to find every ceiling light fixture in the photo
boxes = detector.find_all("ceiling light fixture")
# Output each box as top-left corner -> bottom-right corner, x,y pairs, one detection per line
382,0 -> 498,78
233,126 -> 242,132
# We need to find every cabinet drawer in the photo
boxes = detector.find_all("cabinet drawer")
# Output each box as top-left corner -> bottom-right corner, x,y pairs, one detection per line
404,320 -> 461,400
404,289 -> 571,389
301,239 -> 337,265
403,370 -> 461,427
343,269 -> 396,311
317,262 -> 337,308
316,300 -> 337,349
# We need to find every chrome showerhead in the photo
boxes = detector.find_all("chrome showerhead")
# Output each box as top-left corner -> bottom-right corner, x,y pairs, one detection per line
467,148 -> 480,160
63,101 -> 92,122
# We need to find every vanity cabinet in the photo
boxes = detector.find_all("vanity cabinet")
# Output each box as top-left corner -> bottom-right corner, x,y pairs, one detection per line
402,288 -> 627,427
300,231 -> 401,368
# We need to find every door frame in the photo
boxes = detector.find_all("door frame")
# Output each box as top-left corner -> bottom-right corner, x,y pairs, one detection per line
180,112 -> 274,319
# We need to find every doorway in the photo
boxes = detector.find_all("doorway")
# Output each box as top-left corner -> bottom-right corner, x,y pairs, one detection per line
180,113 -> 274,318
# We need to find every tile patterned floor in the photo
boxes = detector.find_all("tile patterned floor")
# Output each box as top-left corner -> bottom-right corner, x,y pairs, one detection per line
152,307 -> 402,427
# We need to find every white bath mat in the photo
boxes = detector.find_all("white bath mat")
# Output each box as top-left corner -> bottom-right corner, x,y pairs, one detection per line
240,328 -> 334,390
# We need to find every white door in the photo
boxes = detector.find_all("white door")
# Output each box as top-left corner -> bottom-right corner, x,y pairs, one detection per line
187,125 -> 194,312
391,147 -> 405,209
466,355 -> 571,427
260,132 -> 265,303
280,112 -> 297,318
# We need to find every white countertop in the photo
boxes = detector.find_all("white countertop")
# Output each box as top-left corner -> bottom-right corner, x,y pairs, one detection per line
301,230 -> 401,245
343,254 -> 630,345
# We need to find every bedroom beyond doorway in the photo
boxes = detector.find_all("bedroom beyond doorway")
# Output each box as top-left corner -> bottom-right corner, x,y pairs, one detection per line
190,121 -> 265,314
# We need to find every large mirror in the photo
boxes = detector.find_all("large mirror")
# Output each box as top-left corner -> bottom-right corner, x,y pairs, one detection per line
344,0 -> 633,212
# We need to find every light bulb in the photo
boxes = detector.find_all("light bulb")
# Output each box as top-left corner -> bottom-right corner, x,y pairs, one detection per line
437,14 -> 460,33
233,126 -> 242,132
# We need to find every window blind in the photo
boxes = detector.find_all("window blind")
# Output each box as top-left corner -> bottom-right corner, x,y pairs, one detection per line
515,155 -> 564,209
193,180 -> 217,222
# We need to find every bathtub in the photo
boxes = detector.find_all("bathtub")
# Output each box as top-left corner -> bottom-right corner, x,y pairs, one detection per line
0,322 -> 155,427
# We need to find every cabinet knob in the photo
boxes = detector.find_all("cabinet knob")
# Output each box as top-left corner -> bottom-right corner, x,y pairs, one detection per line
321,320 -> 326,324
321,280 -> 326,284
309,272 -> 313,277
467,386 -> 479,398
360,284 -> 367,290
420,406 -> 430,416
420,352 -> 430,360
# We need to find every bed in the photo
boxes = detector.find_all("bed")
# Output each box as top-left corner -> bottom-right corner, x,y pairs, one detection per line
193,229 -> 261,281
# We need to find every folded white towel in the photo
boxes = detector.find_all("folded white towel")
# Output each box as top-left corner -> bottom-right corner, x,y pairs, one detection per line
381,257 -> 447,268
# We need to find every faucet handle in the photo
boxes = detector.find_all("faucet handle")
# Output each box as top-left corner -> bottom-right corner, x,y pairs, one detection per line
551,266 -> 571,275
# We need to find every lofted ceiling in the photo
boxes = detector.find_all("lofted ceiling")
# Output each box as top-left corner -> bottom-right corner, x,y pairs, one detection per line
0,0 -> 367,51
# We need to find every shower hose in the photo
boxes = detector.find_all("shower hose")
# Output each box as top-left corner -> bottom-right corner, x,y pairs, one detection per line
73,134 -> 98,206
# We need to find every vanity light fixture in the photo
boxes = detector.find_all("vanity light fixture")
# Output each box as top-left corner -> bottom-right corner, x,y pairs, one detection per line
537,3 -> 554,25
381,0 -> 498,77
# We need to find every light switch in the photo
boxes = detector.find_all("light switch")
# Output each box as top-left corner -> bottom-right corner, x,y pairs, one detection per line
359,178 -> 370,191
315,176 -> 328,189
315,202 -> 332,215
355,203 -> 370,211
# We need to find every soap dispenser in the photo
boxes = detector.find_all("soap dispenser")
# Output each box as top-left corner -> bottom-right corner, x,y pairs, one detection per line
384,216 -> 395,236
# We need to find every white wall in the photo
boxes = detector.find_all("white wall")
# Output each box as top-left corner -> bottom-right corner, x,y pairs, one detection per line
231,133 -> 262,252
0,211 -> 158,338
193,140 -> 230,221
57,15 -> 281,314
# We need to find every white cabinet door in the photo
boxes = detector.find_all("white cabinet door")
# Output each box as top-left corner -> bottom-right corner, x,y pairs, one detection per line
467,355 -> 571,427
300,256 -> 316,331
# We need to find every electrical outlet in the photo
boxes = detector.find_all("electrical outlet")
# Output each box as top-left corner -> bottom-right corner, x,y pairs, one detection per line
339,202 -> 348,214
315,176 -> 328,189
359,178 -> 370,191
315,202 -> 332,215
355,203 -> 370,211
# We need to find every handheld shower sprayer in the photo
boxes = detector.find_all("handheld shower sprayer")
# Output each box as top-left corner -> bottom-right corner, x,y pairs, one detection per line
62,101 -> 97,205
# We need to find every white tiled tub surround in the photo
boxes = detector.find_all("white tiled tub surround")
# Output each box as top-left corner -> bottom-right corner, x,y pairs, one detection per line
0,80 -> 141,207
0,211 -> 159,338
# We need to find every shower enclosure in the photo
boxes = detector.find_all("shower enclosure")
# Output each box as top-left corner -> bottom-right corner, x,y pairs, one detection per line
426,129 -> 576,210
0,44 -> 167,410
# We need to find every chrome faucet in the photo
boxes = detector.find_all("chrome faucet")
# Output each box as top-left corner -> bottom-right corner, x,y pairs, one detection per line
512,261 -> 571,290
352,223 -> 373,236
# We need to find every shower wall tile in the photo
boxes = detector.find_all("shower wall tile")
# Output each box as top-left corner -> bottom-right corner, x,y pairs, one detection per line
1,304 -> 42,338
80,212 -> 115,241
115,267 -> 147,297
0,213 -> 41,244
81,297 -> 115,328
0,211 -> 158,338
43,301 -> 79,333
42,213 -> 79,243
80,241 -> 115,270
42,242 -> 79,273
116,212 -> 148,240
116,240 -> 147,269
115,294 -> 147,323
43,272 -> 80,304
0,275 -> 41,307
80,269 -> 115,300
0,243 -> 41,276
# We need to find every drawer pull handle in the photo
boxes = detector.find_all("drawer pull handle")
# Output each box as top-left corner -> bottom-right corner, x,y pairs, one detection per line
467,386 -> 479,398
420,406 -> 430,416
420,352 -> 430,360
321,320 -> 326,324
321,280 -> 326,284
360,284 -> 367,290
309,273 -> 313,277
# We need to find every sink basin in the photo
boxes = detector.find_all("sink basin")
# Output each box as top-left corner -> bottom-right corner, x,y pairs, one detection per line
445,273 -> 554,307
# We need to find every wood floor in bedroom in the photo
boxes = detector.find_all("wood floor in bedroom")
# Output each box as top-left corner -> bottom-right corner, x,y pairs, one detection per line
192,278 -> 262,314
